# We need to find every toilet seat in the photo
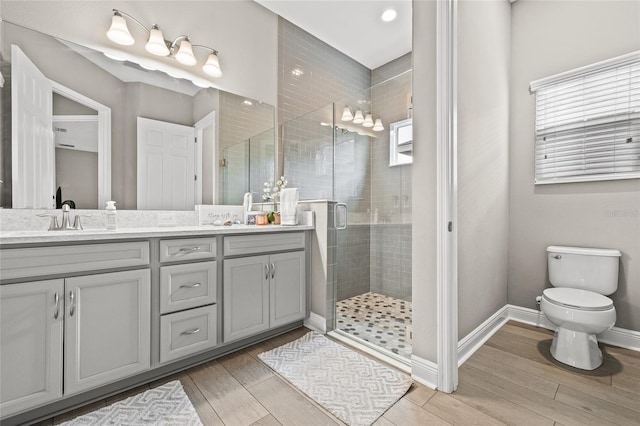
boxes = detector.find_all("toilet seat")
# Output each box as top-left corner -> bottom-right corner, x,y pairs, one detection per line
542,288 -> 613,311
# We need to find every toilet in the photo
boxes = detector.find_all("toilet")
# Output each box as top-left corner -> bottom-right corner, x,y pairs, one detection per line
540,245 -> 621,370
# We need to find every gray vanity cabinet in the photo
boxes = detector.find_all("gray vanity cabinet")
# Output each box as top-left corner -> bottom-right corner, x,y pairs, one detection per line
0,279 -> 64,417
0,242 -> 151,418
223,232 -> 306,343
269,251 -> 306,328
223,255 -> 270,342
64,270 -> 151,395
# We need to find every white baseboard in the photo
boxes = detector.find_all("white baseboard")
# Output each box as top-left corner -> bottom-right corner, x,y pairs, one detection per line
411,355 -> 438,390
507,304 -> 640,352
303,311 -> 327,334
458,306 -> 510,366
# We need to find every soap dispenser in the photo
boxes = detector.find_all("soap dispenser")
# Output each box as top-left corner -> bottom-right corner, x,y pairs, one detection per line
242,192 -> 253,224
106,200 -> 117,230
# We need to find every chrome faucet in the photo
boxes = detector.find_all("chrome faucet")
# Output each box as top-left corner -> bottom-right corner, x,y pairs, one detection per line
38,205 -> 89,231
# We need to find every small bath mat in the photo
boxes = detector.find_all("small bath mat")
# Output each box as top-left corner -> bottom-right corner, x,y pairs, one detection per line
59,380 -> 202,425
258,331 -> 412,426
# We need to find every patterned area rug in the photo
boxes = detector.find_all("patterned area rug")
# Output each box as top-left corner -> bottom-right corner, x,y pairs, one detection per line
258,331 -> 412,426
59,381 -> 202,425
337,292 -> 412,358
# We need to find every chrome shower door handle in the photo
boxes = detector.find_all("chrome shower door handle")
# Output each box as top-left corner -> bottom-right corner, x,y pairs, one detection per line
334,203 -> 348,230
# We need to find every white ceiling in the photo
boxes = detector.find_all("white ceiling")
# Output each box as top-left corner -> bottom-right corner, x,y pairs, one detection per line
255,0 -> 412,69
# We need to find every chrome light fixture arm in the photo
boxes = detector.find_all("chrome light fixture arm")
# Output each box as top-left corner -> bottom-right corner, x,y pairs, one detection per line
112,9 -> 150,35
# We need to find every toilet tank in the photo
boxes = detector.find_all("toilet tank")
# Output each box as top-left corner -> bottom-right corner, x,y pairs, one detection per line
547,246 -> 621,295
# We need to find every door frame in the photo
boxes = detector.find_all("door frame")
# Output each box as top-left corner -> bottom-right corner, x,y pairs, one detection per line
436,0 -> 458,393
50,81 -> 111,208
194,110 -> 216,205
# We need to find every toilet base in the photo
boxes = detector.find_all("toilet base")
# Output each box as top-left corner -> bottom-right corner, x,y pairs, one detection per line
550,327 -> 603,370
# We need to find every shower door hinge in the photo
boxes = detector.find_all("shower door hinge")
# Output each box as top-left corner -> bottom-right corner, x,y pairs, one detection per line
448,221 -> 453,232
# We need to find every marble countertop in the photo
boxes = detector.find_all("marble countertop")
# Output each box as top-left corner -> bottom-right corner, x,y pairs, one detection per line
0,224 -> 314,246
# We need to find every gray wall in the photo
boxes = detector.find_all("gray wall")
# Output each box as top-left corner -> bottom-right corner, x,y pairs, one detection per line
1,0 -> 279,105
509,0 -> 640,331
412,0 -> 438,363
457,0 -> 511,338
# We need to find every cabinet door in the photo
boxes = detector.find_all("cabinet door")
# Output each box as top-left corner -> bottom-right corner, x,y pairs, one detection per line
269,251 -> 306,328
0,280 -> 64,417
64,270 -> 150,395
223,255 -> 269,342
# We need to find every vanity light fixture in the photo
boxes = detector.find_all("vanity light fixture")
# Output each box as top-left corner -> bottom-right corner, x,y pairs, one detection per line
362,113 -> 374,128
106,9 -> 222,78
352,110 -> 365,124
372,118 -> 384,132
341,106 -> 354,121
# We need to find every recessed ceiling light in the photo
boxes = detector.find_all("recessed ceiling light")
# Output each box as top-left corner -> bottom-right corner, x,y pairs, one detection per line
291,68 -> 304,77
381,9 -> 397,22
243,100 -> 253,106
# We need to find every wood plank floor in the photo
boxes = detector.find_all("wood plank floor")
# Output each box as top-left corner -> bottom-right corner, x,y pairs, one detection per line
38,321 -> 640,425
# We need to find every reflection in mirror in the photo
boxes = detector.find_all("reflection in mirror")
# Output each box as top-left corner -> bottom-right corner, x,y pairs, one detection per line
0,21 -> 275,210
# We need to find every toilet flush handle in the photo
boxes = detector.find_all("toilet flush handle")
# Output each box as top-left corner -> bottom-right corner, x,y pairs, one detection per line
553,254 -> 562,259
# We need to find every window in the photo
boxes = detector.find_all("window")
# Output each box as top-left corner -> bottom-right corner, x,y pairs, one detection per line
530,51 -> 640,184
389,118 -> 413,167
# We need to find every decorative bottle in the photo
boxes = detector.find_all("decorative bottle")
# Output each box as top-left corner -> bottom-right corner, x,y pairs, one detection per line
106,200 -> 117,230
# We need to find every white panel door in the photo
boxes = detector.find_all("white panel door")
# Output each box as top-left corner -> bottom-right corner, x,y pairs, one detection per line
64,270 -> 150,395
137,117 -> 196,210
0,280 -> 64,417
11,44 -> 54,209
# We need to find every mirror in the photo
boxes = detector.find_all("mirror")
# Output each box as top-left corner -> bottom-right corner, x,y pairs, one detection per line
0,21 -> 276,210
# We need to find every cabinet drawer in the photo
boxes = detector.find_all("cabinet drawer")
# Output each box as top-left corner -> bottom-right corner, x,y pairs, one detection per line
159,238 -> 216,263
160,261 -> 217,314
160,305 -> 217,363
224,232 -> 305,256
0,242 -> 149,280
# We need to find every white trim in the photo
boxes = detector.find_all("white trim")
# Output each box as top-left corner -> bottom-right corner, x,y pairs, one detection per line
303,311 -> 327,333
194,111 -> 216,205
436,0 -> 458,394
507,304 -> 640,352
535,172 -> 640,186
329,330 -> 411,374
598,327 -> 640,352
454,304 -> 639,370
458,306 -> 509,366
411,355 -> 438,390
530,50 -> 640,92
50,80 -> 111,208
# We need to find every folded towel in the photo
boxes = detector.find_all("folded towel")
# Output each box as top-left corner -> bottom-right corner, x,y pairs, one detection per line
280,188 -> 299,225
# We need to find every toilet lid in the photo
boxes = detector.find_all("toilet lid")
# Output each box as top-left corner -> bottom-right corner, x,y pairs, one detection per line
543,288 -> 613,311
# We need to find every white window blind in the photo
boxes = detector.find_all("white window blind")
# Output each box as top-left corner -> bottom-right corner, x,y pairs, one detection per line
530,51 -> 640,184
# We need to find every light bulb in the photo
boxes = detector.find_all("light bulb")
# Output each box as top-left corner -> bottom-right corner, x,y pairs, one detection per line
353,110 -> 364,124
145,25 -> 170,56
203,52 -> 222,77
363,114 -> 374,127
174,39 -> 197,66
106,13 -> 134,46
341,106 -> 354,121
373,118 -> 385,132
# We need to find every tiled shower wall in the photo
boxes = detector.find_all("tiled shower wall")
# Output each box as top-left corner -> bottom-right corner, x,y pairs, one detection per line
279,17 -> 371,200
278,18 -> 412,303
